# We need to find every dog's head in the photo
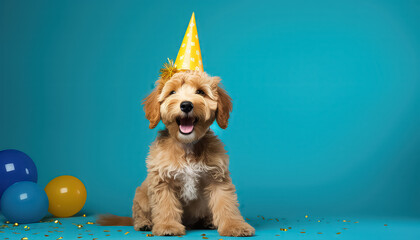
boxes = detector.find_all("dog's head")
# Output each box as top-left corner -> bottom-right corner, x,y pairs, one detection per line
143,71 -> 232,143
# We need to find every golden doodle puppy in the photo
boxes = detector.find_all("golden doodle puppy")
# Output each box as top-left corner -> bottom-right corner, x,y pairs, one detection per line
98,70 -> 255,237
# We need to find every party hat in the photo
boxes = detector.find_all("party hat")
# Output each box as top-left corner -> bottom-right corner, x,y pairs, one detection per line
174,13 -> 203,72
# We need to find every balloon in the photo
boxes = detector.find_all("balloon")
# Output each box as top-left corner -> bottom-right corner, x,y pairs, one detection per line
44,175 -> 87,217
0,181 -> 48,223
0,149 -> 38,199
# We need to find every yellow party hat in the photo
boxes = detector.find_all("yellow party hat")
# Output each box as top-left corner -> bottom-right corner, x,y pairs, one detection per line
174,13 -> 203,72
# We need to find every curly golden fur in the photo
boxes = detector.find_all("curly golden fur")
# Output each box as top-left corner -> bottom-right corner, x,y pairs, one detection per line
97,71 -> 254,236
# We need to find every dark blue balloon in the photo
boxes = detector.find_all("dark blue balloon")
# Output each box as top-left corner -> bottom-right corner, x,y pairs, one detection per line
1,181 -> 49,223
0,149 -> 38,199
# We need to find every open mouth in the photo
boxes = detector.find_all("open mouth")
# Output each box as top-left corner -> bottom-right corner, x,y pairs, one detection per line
176,117 -> 198,135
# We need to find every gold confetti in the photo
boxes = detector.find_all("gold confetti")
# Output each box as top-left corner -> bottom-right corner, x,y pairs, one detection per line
117,230 -> 122,232
76,224 -> 83,229
337,232 -> 342,235
77,237 -> 83,239
93,238 -> 98,240
343,220 -> 347,222
125,232 -> 129,235
280,228 -> 288,231
105,234 -> 110,236
103,230 -> 110,232
201,234 -> 206,236
48,231 -> 54,233
275,234 -> 280,236
86,222 -> 94,225
82,214 -> 86,217
57,237 -> 63,240
203,237 -> 208,239
146,234 -> 154,237
5,221 -> 10,224
21,238 -> 28,240
13,223 -> 19,226
355,221 -> 359,223
318,232 -> 323,234
45,235 -> 49,237
305,215 -> 308,218
288,227 -> 292,229
300,232 -> 306,233
384,224 -> 388,226
275,218 -> 279,222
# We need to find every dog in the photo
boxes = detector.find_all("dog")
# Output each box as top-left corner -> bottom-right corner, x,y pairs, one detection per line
98,70 -> 255,237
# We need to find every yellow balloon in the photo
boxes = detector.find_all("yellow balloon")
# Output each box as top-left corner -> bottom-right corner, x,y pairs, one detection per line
44,175 -> 87,218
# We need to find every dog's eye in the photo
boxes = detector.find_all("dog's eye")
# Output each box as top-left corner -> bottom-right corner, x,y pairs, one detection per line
196,89 -> 205,95
169,91 -> 176,95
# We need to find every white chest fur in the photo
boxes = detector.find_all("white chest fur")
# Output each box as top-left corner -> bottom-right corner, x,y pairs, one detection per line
175,162 -> 207,203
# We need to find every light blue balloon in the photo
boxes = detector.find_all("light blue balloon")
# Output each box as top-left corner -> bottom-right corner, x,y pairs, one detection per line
0,181 -> 48,223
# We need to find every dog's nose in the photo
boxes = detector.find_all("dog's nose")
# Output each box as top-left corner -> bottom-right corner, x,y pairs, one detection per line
180,101 -> 193,113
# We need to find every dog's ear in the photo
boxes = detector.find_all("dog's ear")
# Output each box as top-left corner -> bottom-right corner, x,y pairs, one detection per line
216,86 -> 232,129
143,87 -> 161,129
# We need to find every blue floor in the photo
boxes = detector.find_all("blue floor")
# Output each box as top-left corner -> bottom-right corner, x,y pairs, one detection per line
1,214 -> 420,240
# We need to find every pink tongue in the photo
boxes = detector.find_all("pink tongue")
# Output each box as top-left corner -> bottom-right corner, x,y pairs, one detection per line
179,118 -> 194,134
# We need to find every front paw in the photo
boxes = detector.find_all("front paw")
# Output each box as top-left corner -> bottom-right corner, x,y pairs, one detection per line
152,222 -> 186,236
134,219 -> 153,231
218,221 -> 255,237
134,223 -> 152,231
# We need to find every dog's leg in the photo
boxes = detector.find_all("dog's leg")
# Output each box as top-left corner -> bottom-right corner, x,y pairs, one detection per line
149,180 -> 185,236
207,180 -> 255,236
132,180 -> 153,231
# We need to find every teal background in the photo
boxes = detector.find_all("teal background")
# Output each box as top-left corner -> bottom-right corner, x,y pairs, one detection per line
1,0 -> 420,221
